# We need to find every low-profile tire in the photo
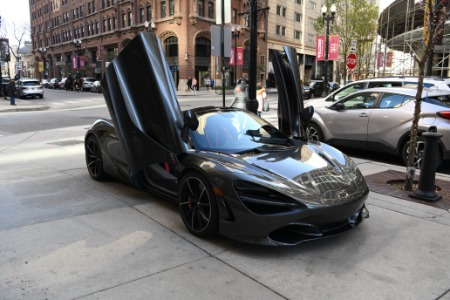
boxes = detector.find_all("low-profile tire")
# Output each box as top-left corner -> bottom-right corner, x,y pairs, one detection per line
179,172 -> 219,238
307,123 -> 324,142
85,135 -> 105,180
401,136 -> 443,169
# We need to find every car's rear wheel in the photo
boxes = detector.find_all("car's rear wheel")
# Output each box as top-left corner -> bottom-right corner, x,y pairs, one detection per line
85,135 -> 105,180
401,136 -> 443,169
307,123 -> 324,142
179,172 -> 219,238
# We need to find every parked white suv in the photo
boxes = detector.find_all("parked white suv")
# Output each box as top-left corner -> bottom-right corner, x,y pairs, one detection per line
305,76 -> 450,108
16,78 -> 44,99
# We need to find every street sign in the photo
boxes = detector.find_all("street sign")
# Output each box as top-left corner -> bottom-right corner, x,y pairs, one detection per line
346,53 -> 357,69
350,40 -> 357,53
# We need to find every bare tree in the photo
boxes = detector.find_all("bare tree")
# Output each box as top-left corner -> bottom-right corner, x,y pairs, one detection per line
6,21 -> 30,61
404,0 -> 450,190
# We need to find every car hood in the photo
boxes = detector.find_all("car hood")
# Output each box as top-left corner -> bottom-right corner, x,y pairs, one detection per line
102,32 -> 188,177
226,142 -> 368,206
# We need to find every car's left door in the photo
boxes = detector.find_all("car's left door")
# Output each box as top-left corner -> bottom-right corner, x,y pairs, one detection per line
321,92 -> 380,145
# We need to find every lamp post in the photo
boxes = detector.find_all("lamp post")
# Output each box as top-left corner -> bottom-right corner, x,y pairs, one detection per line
321,3 -> 336,96
231,25 -> 241,86
37,47 -> 47,80
73,39 -> 82,51
144,20 -> 156,32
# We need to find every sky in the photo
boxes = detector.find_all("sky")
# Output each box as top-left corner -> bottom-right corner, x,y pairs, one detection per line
0,0 -> 31,42
0,0 -> 395,43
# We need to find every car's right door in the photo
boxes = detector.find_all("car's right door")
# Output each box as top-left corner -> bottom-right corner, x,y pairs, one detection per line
322,92 -> 380,145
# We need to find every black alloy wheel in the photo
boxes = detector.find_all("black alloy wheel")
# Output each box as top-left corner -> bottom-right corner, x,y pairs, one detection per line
85,135 -> 105,180
402,136 -> 443,169
307,123 -> 324,142
179,172 -> 219,238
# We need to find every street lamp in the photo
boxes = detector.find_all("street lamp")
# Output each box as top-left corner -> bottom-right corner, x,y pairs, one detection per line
231,25 -> 241,86
38,47 -> 47,80
144,20 -> 156,32
73,39 -> 82,50
321,3 -> 336,96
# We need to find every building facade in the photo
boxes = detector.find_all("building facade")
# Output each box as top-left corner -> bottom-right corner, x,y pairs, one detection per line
30,0 -> 325,89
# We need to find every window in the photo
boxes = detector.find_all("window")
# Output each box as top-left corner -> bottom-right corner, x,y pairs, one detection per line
294,30 -> 302,39
169,0 -> 174,16
161,1 -> 166,18
103,19 -> 107,31
208,1 -> 214,18
198,0 -> 205,17
309,1 -> 316,11
88,3 -> 91,14
195,37 -> 211,57
232,8 -> 237,23
164,36 -> 178,57
295,12 -> 302,22
107,17 -> 111,31
276,25 -> 286,36
307,34 -> 314,43
122,13 -> 126,27
140,8 -> 145,23
379,94 -> 408,108
296,0 -> 302,4
308,17 -> 315,27
146,6 -> 152,21
127,11 -> 132,26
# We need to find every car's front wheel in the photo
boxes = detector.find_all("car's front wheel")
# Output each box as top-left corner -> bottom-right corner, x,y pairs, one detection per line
307,123 -> 324,142
401,136 -> 443,169
179,172 -> 219,238
85,135 -> 105,180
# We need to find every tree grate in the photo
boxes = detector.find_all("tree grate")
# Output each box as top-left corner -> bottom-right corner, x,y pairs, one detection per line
364,170 -> 450,210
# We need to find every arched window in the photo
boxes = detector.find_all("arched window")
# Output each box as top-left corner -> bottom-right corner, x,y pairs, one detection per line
195,37 -> 210,58
164,36 -> 178,58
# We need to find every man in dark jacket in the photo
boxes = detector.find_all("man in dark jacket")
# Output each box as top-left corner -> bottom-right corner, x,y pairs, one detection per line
6,80 -> 17,106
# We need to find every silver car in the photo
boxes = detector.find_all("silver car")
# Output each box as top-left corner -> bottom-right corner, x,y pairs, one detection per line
16,78 -> 44,99
307,87 -> 450,168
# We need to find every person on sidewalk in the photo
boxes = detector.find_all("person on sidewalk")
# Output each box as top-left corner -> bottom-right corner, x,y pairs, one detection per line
256,85 -> 266,117
187,77 -> 193,92
6,80 -> 17,106
192,77 -> 197,92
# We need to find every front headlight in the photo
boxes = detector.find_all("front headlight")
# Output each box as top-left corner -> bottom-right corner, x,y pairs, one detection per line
234,180 -> 306,215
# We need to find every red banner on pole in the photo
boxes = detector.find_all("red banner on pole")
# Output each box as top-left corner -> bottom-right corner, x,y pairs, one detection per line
386,52 -> 393,68
229,47 -> 244,66
316,36 -> 325,61
328,35 -> 339,60
72,56 -> 78,69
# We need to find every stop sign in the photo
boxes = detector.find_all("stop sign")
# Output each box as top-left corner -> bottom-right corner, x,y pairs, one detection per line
346,53 -> 357,69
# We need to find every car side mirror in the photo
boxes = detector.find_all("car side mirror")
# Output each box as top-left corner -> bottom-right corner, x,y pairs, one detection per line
335,103 -> 345,111
300,106 -> 314,125
181,110 -> 199,143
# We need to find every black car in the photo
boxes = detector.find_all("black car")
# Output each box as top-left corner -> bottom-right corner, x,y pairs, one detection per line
84,32 -> 369,246
303,80 -> 340,99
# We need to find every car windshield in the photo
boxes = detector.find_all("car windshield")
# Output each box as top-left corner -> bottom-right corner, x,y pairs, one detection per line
303,82 -> 316,87
23,81 -> 40,86
190,110 -> 292,153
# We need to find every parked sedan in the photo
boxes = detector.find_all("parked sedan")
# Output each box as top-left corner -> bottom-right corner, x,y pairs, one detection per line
16,78 -> 44,99
48,78 -> 60,89
307,87 -> 450,168
82,77 -> 96,91
302,80 -> 327,99
90,81 -> 102,93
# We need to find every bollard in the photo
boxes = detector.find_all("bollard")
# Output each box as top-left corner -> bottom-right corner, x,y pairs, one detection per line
409,128 -> 442,202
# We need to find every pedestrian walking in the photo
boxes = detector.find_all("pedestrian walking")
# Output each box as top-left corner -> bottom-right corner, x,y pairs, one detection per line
256,85 -> 267,117
187,77 -> 193,92
204,76 -> 211,91
192,77 -> 197,92
6,79 -> 17,106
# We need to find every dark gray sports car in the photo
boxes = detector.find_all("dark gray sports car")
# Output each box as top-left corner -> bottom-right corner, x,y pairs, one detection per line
85,32 -> 369,246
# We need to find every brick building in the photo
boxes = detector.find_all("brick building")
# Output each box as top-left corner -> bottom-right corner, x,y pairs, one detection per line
30,0 -> 269,90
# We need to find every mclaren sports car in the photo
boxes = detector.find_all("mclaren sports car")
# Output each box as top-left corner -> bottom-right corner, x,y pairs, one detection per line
85,32 -> 369,246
